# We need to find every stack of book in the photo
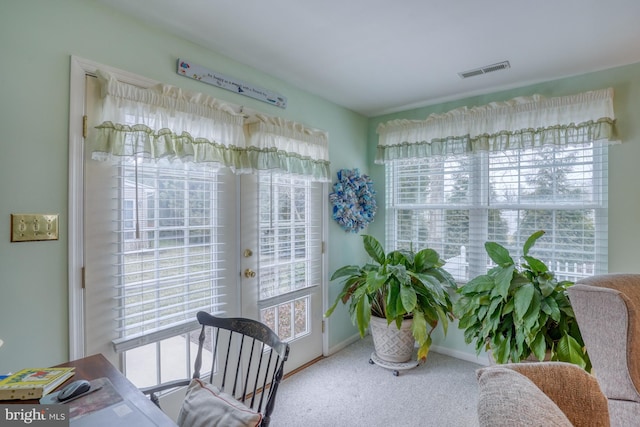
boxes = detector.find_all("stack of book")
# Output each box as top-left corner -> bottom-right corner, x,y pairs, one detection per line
0,367 -> 75,400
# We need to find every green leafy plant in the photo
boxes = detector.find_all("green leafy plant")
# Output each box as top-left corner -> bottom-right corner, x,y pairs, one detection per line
325,235 -> 457,361
454,230 -> 590,369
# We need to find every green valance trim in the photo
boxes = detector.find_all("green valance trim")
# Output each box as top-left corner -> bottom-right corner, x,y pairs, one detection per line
91,121 -> 331,181
375,118 -> 617,163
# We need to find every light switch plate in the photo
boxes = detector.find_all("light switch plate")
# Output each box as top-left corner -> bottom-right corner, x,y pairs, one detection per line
11,214 -> 59,242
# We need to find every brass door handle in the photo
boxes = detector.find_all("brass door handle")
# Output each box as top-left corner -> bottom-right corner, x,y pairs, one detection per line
244,268 -> 256,278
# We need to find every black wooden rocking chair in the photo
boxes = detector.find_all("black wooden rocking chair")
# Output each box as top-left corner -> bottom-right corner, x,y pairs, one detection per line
141,311 -> 290,427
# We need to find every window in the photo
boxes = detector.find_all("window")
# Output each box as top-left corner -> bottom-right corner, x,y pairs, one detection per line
386,143 -> 608,282
377,88 -> 617,284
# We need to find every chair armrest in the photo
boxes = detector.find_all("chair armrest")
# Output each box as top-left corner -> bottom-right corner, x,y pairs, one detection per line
140,379 -> 192,408
505,362 -> 610,427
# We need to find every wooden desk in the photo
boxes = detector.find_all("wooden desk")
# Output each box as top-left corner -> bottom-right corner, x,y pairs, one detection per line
15,354 -> 176,426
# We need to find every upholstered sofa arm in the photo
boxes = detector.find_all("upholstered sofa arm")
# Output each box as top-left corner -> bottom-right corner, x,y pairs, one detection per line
506,362 -> 609,427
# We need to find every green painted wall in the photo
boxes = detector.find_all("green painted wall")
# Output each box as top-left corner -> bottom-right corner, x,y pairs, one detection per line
0,0 -> 365,372
3,0 -> 640,371
368,61 -> 640,358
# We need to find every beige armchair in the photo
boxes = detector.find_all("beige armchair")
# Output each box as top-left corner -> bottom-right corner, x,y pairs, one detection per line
476,362 -> 609,426
568,274 -> 640,427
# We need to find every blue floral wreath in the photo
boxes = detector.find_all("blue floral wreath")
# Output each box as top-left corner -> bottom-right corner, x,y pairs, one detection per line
329,168 -> 377,233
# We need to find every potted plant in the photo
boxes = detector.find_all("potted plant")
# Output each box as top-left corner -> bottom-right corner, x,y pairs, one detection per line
325,235 -> 457,363
454,230 -> 590,369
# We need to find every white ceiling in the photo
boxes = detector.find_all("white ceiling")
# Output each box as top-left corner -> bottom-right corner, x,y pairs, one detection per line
96,0 -> 640,117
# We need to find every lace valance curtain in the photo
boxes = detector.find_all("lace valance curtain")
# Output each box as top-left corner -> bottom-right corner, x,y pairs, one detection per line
376,88 -> 617,163
245,114 -> 330,182
89,70 -> 330,181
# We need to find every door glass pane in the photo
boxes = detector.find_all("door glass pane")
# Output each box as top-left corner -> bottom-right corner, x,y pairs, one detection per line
189,329 -> 214,378
260,297 -> 309,341
160,336 -> 188,383
125,343 -> 158,388
294,298 -> 308,336
277,302 -> 292,341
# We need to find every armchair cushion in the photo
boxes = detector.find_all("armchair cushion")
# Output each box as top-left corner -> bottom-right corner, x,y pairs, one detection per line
176,378 -> 262,427
476,366 -> 573,427
506,362 -> 610,426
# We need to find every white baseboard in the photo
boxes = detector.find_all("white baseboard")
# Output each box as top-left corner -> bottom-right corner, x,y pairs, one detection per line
326,333 -> 363,356
328,334 -> 490,366
431,344 -> 490,366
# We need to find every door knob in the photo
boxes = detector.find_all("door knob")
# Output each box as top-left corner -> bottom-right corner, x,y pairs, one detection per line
244,268 -> 256,278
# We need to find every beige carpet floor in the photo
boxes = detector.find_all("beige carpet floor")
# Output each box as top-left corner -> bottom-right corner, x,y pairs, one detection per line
269,336 -> 482,427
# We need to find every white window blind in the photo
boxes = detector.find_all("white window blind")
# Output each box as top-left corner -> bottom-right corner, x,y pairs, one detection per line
258,172 -> 322,301
257,172 -> 322,341
386,143 -> 608,282
112,159 -> 227,353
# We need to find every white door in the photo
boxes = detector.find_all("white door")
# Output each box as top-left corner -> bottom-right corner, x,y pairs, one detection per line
80,70 -> 324,388
83,75 -> 240,386
240,172 -> 325,372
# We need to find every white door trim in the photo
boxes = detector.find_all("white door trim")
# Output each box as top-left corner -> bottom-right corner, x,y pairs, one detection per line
321,181 -> 329,357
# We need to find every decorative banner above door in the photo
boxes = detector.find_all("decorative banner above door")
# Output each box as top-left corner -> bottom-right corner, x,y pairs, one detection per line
177,58 -> 287,109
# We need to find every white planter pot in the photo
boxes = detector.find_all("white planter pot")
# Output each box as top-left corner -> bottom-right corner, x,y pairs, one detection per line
369,316 -> 414,363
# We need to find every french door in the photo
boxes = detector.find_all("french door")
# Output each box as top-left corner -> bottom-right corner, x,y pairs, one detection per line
77,65 -> 324,395
240,173 -> 324,372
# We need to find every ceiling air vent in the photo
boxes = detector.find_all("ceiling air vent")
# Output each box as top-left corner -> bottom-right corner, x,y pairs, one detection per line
458,61 -> 511,79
